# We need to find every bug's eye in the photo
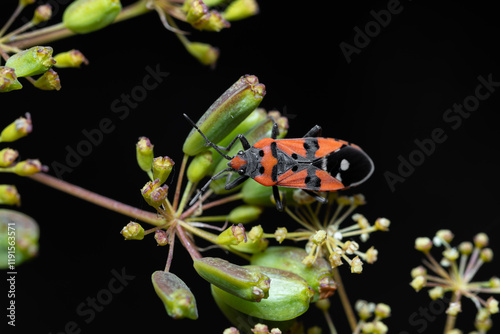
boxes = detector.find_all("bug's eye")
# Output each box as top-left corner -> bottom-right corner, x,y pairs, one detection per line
238,150 -> 244,155
238,167 -> 246,175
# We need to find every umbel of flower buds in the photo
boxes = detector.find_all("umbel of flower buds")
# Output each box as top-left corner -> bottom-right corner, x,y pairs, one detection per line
5,46 -> 55,78
63,0 -> 122,34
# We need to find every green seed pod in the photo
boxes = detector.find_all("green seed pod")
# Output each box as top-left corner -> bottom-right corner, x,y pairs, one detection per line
0,209 -> 39,268
0,113 -> 32,143
228,205 -> 263,224
187,150 -> 213,184
0,67 -> 23,92
183,75 -> 266,156
251,246 -> 336,303
136,137 -> 154,172
241,181 -> 296,207
0,148 -> 19,167
222,0 -> 260,21
53,49 -> 89,68
211,266 -> 314,321
34,69 -> 61,91
215,224 -> 246,246
151,271 -> 198,320
228,236 -> 268,254
12,159 -> 45,176
193,257 -> 270,302
63,0 -> 122,34
141,179 -> 168,208
0,185 -> 21,207
152,156 -> 175,185
120,222 -> 144,240
212,281 -> 297,333
5,46 -> 55,77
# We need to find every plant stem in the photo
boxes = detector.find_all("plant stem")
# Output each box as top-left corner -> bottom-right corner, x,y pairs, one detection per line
27,172 -> 165,226
5,1 -> 151,48
173,154 -> 189,212
332,267 -> 357,331
444,291 -> 461,333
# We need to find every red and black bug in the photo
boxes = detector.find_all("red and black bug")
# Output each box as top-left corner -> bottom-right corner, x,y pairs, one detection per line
184,114 -> 374,211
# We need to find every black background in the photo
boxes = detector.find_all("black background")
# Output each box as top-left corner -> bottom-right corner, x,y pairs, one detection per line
2,1 -> 500,333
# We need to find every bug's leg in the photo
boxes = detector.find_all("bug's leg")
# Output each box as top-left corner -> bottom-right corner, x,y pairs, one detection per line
303,125 -> 322,138
271,122 -> 279,139
189,167 -> 233,206
302,189 -> 328,204
224,175 -> 249,190
272,186 -> 284,211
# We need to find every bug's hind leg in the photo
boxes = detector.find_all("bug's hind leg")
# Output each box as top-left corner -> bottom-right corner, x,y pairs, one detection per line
302,189 -> 328,204
303,125 -> 322,138
272,186 -> 284,211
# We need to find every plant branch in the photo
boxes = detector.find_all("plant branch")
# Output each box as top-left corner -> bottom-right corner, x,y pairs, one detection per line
27,172 -> 165,226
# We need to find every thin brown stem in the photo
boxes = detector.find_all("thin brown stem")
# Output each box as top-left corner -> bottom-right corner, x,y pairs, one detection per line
175,224 -> 202,259
332,267 -> 357,331
444,291 -> 461,333
28,172 -> 165,226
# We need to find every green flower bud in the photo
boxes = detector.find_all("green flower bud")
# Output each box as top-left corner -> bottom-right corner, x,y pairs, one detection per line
193,257 -> 270,302
63,0 -> 122,34
187,151 -> 213,184
211,266 -> 314,321
53,49 -> 89,68
152,156 -> 175,185
13,159 -> 46,176
228,205 -> 263,224
185,0 -> 230,31
184,41 -> 220,67
0,67 -> 23,92
183,75 -> 265,156
120,222 -> 144,240
151,271 -> 198,320
154,230 -> 168,246
228,236 -> 268,254
136,137 -> 154,172
5,46 -> 55,77
0,148 -> 19,167
34,69 -> 61,91
0,113 -> 32,143
251,246 -> 336,302
222,0 -> 259,21
141,179 -> 168,208
0,209 -> 39,268
0,185 -> 21,206
215,224 -> 247,246
241,181 -> 295,207
32,4 -> 52,25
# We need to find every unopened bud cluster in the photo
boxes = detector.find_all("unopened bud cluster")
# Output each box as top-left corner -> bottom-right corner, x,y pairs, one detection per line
411,230 -> 500,330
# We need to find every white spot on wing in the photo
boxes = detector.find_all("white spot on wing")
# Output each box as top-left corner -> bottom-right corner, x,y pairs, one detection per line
340,159 -> 350,171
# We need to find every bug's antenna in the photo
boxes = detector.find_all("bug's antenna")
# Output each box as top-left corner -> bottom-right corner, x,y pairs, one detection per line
183,114 -> 233,160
